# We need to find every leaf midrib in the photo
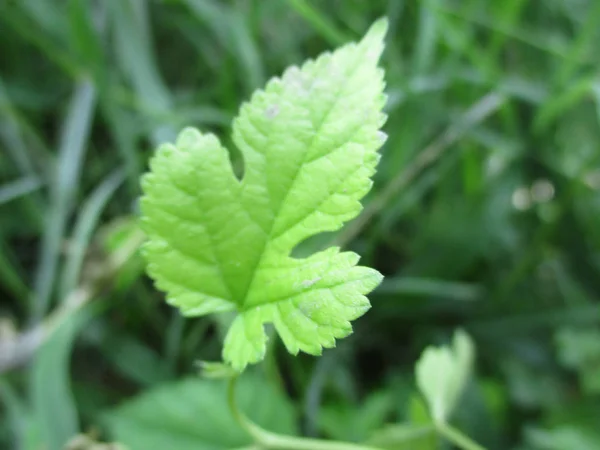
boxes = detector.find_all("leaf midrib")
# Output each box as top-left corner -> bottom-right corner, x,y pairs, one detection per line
234,43 -> 369,312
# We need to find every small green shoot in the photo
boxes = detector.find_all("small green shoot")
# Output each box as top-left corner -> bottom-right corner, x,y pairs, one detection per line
416,329 -> 475,424
415,331 -> 485,450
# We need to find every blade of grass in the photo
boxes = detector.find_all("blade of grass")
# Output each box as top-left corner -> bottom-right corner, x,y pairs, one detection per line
20,0 -> 68,41
31,303 -> 100,450
377,277 -> 483,302
109,0 -> 174,145
534,75 -> 597,132
32,80 -> 97,323
554,0 -> 600,88
286,0 -> 349,46
180,0 -> 265,93
470,304 -> 600,333
478,0 -> 524,138
59,168 -> 125,299
100,100 -> 142,194
0,176 -> 42,205
485,0 -> 527,68
413,0 -> 439,75
164,312 -> 185,374
0,76 -> 50,176
433,3 -> 495,80
0,5 -> 80,78
592,81 -> 600,124
0,379 -> 40,450
229,7 -> 265,91
67,0 -> 107,78
432,2 -> 585,62
0,238 -> 31,301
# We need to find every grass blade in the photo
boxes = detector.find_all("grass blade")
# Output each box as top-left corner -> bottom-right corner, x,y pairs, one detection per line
31,304 -> 97,450
109,0 -> 174,145
32,80 -> 96,322
59,168 -> 125,299
286,0 -> 349,45
0,176 -> 42,205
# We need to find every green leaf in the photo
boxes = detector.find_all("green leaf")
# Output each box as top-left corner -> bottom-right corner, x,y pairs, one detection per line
0,380 -> 43,450
415,330 -> 475,424
31,305 -> 96,450
555,327 -> 600,394
526,426 -> 600,450
141,19 -> 387,370
105,374 -> 297,450
367,394 -> 438,450
97,330 -> 170,387
318,389 -> 395,442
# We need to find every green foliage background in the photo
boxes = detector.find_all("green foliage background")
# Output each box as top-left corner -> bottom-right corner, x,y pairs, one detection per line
1,0 -> 599,449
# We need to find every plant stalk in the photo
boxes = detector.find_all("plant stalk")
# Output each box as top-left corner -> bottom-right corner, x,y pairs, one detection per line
436,422 -> 486,450
227,376 -> 383,450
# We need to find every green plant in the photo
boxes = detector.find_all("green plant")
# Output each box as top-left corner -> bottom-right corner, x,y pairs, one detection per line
136,18 -> 486,450
3,1 -> 600,449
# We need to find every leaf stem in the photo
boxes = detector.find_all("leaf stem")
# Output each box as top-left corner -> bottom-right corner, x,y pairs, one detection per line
435,422 -> 487,450
227,376 -> 384,450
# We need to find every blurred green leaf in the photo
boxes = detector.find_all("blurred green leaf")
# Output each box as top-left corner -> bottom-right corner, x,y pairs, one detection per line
526,426 -> 600,450
407,394 -> 440,450
319,389 -> 395,443
0,380 -> 43,450
105,373 -> 297,450
96,330 -> 170,387
502,358 -> 566,410
31,304 -> 97,450
555,327 -> 600,394
415,330 -> 475,423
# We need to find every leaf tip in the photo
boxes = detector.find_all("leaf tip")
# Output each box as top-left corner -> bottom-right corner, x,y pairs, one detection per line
176,126 -> 203,148
362,267 -> 384,294
364,17 -> 389,44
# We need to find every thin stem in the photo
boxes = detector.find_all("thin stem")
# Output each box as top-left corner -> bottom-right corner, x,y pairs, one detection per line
227,377 -> 384,450
436,422 -> 486,450
227,376 -> 262,442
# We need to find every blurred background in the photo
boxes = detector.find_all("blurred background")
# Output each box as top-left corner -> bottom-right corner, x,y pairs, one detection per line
1,0 -> 600,449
